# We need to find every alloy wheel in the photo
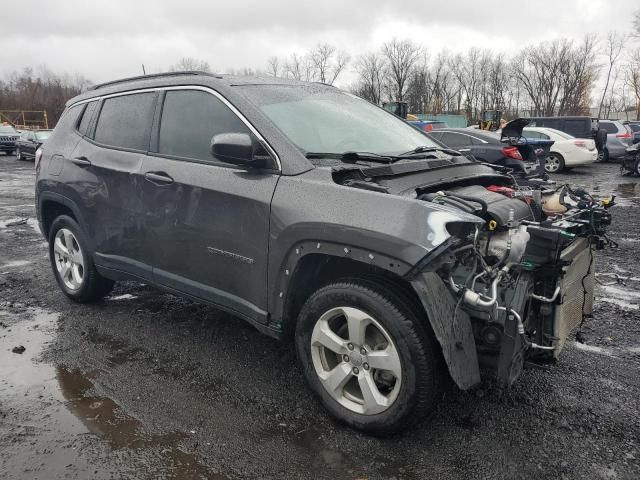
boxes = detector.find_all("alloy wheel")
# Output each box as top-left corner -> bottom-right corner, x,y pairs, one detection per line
16,148 -> 21,160
545,155 -> 561,173
310,306 -> 402,415
53,228 -> 85,290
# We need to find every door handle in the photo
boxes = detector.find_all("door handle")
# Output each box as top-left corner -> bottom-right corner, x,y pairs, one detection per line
71,156 -> 92,167
144,171 -> 174,185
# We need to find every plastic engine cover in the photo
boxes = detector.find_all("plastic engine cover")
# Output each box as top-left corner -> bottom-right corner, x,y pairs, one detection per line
449,185 -> 532,226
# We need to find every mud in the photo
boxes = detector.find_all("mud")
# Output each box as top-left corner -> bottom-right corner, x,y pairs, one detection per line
1,156 -> 639,479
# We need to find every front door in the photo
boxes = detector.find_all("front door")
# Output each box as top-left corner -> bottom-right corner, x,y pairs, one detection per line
139,88 -> 279,322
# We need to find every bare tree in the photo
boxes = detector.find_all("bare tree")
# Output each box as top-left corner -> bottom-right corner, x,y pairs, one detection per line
382,38 -> 423,102
283,53 -> 304,80
0,67 -> 91,126
353,53 -> 386,104
634,9 -> 640,37
266,56 -> 280,77
598,31 -> 627,118
625,48 -> 640,119
309,44 -> 350,85
169,57 -> 211,73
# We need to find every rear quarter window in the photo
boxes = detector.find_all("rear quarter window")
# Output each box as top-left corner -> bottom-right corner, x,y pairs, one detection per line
94,93 -> 156,151
77,100 -> 99,136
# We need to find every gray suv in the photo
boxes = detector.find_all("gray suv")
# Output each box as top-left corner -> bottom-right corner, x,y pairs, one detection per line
36,72 -> 612,435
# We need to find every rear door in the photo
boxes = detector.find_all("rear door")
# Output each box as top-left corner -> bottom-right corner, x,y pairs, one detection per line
139,88 -> 280,322
69,92 -> 157,278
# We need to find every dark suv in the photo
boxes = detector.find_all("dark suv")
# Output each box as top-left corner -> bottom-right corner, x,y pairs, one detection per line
36,72 -> 612,435
0,124 -> 19,155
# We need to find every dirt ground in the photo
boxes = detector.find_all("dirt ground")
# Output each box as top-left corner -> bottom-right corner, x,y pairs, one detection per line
1,153 -> 639,480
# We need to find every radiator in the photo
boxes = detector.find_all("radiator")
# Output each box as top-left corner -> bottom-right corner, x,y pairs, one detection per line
553,238 -> 594,355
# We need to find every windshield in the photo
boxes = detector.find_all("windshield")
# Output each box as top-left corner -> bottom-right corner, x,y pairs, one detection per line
238,84 -> 439,156
0,125 -> 17,134
35,131 -> 51,141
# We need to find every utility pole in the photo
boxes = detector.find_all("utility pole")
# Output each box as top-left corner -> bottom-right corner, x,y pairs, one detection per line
142,64 -> 146,75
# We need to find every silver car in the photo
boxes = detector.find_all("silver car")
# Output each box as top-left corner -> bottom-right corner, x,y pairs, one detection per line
600,119 -> 634,160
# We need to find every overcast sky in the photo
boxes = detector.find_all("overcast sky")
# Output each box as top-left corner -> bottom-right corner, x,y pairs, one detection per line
2,0 -> 636,86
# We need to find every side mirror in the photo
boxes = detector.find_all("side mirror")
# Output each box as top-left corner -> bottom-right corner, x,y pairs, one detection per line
210,132 -> 270,168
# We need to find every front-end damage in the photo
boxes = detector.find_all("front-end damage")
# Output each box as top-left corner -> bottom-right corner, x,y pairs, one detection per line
330,152 -> 614,389
410,183 -> 613,389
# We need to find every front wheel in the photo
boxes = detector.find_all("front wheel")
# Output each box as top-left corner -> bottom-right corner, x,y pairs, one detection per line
16,148 -> 22,160
48,215 -> 114,303
295,280 -> 444,436
545,153 -> 565,173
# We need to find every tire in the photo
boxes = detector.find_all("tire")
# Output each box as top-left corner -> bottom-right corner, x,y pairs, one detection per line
602,148 -> 610,163
48,215 -> 114,303
545,153 -> 565,173
295,279 -> 444,436
634,155 -> 640,177
16,148 -> 22,161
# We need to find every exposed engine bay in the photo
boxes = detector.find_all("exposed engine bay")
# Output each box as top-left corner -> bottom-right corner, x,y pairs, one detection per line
331,154 -> 614,386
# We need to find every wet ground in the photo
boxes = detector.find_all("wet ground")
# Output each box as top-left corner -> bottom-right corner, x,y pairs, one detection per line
1,153 -> 639,479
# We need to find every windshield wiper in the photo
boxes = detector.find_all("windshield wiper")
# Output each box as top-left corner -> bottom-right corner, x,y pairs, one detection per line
398,146 -> 461,157
305,151 -> 396,163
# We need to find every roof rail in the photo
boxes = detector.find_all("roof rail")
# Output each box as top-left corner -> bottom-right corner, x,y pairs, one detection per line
90,71 -> 216,91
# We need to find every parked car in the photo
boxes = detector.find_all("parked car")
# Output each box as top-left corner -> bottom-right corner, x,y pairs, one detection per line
526,116 -> 596,139
428,124 -> 548,181
625,122 -> 640,144
36,72 -> 612,435
408,119 -> 448,132
523,127 -> 597,173
621,142 -> 640,176
0,124 -> 19,155
16,129 -> 52,160
599,119 -> 634,161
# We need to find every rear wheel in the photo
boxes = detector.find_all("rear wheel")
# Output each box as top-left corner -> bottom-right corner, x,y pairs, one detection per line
545,153 -> 565,173
295,280 -> 444,436
634,155 -> 640,176
49,215 -> 114,303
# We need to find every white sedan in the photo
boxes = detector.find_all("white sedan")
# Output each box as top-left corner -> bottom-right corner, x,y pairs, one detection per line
523,127 -> 598,173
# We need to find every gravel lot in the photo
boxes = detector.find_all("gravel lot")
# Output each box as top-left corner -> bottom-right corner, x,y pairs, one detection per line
0,153 -> 639,480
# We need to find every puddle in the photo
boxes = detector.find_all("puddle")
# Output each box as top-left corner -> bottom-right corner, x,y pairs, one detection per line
0,307 -> 228,479
613,183 -> 640,207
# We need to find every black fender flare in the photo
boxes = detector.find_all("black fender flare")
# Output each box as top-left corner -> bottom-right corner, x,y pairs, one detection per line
269,240 -> 413,330
37,191 -> 94,249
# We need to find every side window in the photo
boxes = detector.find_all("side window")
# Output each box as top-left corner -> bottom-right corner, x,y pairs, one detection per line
77,100 -> 98,136
525,130 -> 541,139
94,93 -> 156,150
541,119 -> 560,129
469,136 -> 485,145
158,90 -> 251,163
600,122 -> 617,134
441,133 -> 471,148
564,120 -> 585,136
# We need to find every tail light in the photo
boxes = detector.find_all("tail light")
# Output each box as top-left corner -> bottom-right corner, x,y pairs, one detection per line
574,139 -> 586,148
35,147 -> 43,170
616,132 -> 631,139
422,124 -> 433,132
501,146 -> 523,160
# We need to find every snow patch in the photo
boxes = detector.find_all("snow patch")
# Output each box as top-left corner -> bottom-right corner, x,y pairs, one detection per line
108,294 -> 139,301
